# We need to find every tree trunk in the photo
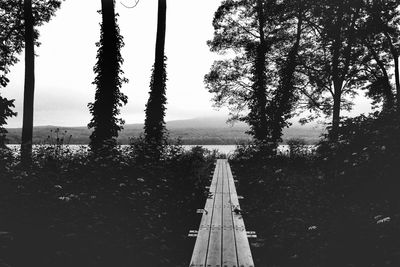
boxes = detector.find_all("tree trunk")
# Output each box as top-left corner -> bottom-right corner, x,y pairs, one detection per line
364,41 -> 394,109
89,0 -> 123,150
394,55 -> 400,107
329,5 -> 345,143
270,1 -> 303,144
99,0 -> 118,138
383,32 -> 400,109
21,0 -> 35,166
330,85 -> 342,143
144,0 -> 167,145
252,0 -> 268,142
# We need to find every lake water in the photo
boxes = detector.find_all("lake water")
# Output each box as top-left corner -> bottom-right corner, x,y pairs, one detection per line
6,144 -> 292,156
183,145 -> 293,155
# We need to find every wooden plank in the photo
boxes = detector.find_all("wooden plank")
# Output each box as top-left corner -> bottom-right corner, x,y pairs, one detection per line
190,159 -> 255,267
189,160 -> 222,267
222,160 -> 238,266
225,160 -> 254,267
205,160 -> 224,265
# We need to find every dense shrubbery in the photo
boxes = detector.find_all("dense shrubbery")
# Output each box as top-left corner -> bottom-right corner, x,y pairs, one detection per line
317,110 -> 400,182
0,141 -> 218,266
229,110 -> 400,267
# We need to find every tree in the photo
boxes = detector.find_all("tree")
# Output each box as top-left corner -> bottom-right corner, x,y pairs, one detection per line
20,0 -> 35,165
206,0 -> 313,152
298,0 -> 365,142
266,0 -> 305,145
88,0 -> 128,151
0,0 -> 61,149
143,0 -> 167,154
362,0 -> 400,109
206,0 -> 287,147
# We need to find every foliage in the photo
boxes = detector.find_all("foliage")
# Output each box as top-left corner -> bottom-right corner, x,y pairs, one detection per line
0,143 -> 217,266
0,0 -> 62,147
0,96 -> 16,147
205,0 -> 285,144
360,0 -> 400,108
0,0 -> 63,89
229,110 -> 400,266
317,109 -> 400,181
88,1 -> 128,151
287,137 -> 308,158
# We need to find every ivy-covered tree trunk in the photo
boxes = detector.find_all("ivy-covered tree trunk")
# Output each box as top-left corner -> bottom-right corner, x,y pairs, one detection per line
247,0 -> 268,144
88,0 -> 127,151
21,0 -> 35,165
144,0 -> 167,153
269,1 -> 303,145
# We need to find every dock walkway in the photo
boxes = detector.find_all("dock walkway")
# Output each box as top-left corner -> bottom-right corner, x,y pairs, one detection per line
189,159 -> 254,267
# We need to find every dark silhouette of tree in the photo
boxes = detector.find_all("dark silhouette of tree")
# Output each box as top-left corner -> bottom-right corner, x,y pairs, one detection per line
298,0 -> 400,141
206,0 -> 288,147
0,97 -> 16,148
298,0 -> 365,142
21,0 -> 35,165
362,0 -> 400,109
359,24 -> 394,110
0,0 -> 61,150
266,0 -> 305,146
0,1 -> 22,148
88,0 -> 128,151
143,0 -> 167,154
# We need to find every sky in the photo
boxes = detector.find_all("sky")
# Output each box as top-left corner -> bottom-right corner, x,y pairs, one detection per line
4,0 -> 229,127
3,0 -> 372,128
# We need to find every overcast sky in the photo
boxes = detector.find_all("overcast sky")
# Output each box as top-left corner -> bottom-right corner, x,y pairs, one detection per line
4,0 -> 372,128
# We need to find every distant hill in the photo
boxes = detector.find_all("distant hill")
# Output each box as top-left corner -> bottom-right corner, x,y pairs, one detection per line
5,117 -> 323,145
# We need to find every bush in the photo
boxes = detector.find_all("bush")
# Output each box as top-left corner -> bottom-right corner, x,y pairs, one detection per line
317,110 -> 400,181
287,138 -> 308,158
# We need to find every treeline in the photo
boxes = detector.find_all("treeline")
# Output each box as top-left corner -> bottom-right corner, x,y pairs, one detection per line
4,124 -> 322,145
1,0 -> 400,166
0,0 -> 170,166
205,0 -> 400,153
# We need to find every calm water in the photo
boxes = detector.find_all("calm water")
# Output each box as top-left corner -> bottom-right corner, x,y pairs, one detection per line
6,144 -> 292,155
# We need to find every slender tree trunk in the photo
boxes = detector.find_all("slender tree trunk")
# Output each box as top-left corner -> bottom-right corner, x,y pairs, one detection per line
21,0 -> 35,166
144,0 -> 167,145
331,85 -> 342,142
383,32 -> 400,109
365,41 -> 394,109
393,55 -> 400,108
394,57 -> 400,105
329,5 -> 345,143
252,0 -> 268,142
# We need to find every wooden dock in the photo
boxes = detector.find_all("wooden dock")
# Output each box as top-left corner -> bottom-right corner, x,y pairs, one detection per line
189,159 -> 255,267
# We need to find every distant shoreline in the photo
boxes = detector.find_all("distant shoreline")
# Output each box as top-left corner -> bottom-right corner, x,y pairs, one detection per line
5,117 -> 323,145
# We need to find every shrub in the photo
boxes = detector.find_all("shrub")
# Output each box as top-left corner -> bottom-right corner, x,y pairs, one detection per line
287,138 -> 308,158
316,110 -> 400,180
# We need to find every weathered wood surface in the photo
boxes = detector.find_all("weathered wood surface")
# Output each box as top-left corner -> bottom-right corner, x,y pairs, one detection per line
190,159 -> 254,267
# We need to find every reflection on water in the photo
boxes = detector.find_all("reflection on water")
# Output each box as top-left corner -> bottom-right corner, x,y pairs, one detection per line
6,144 -> 315,156
182,145 -> 292,155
